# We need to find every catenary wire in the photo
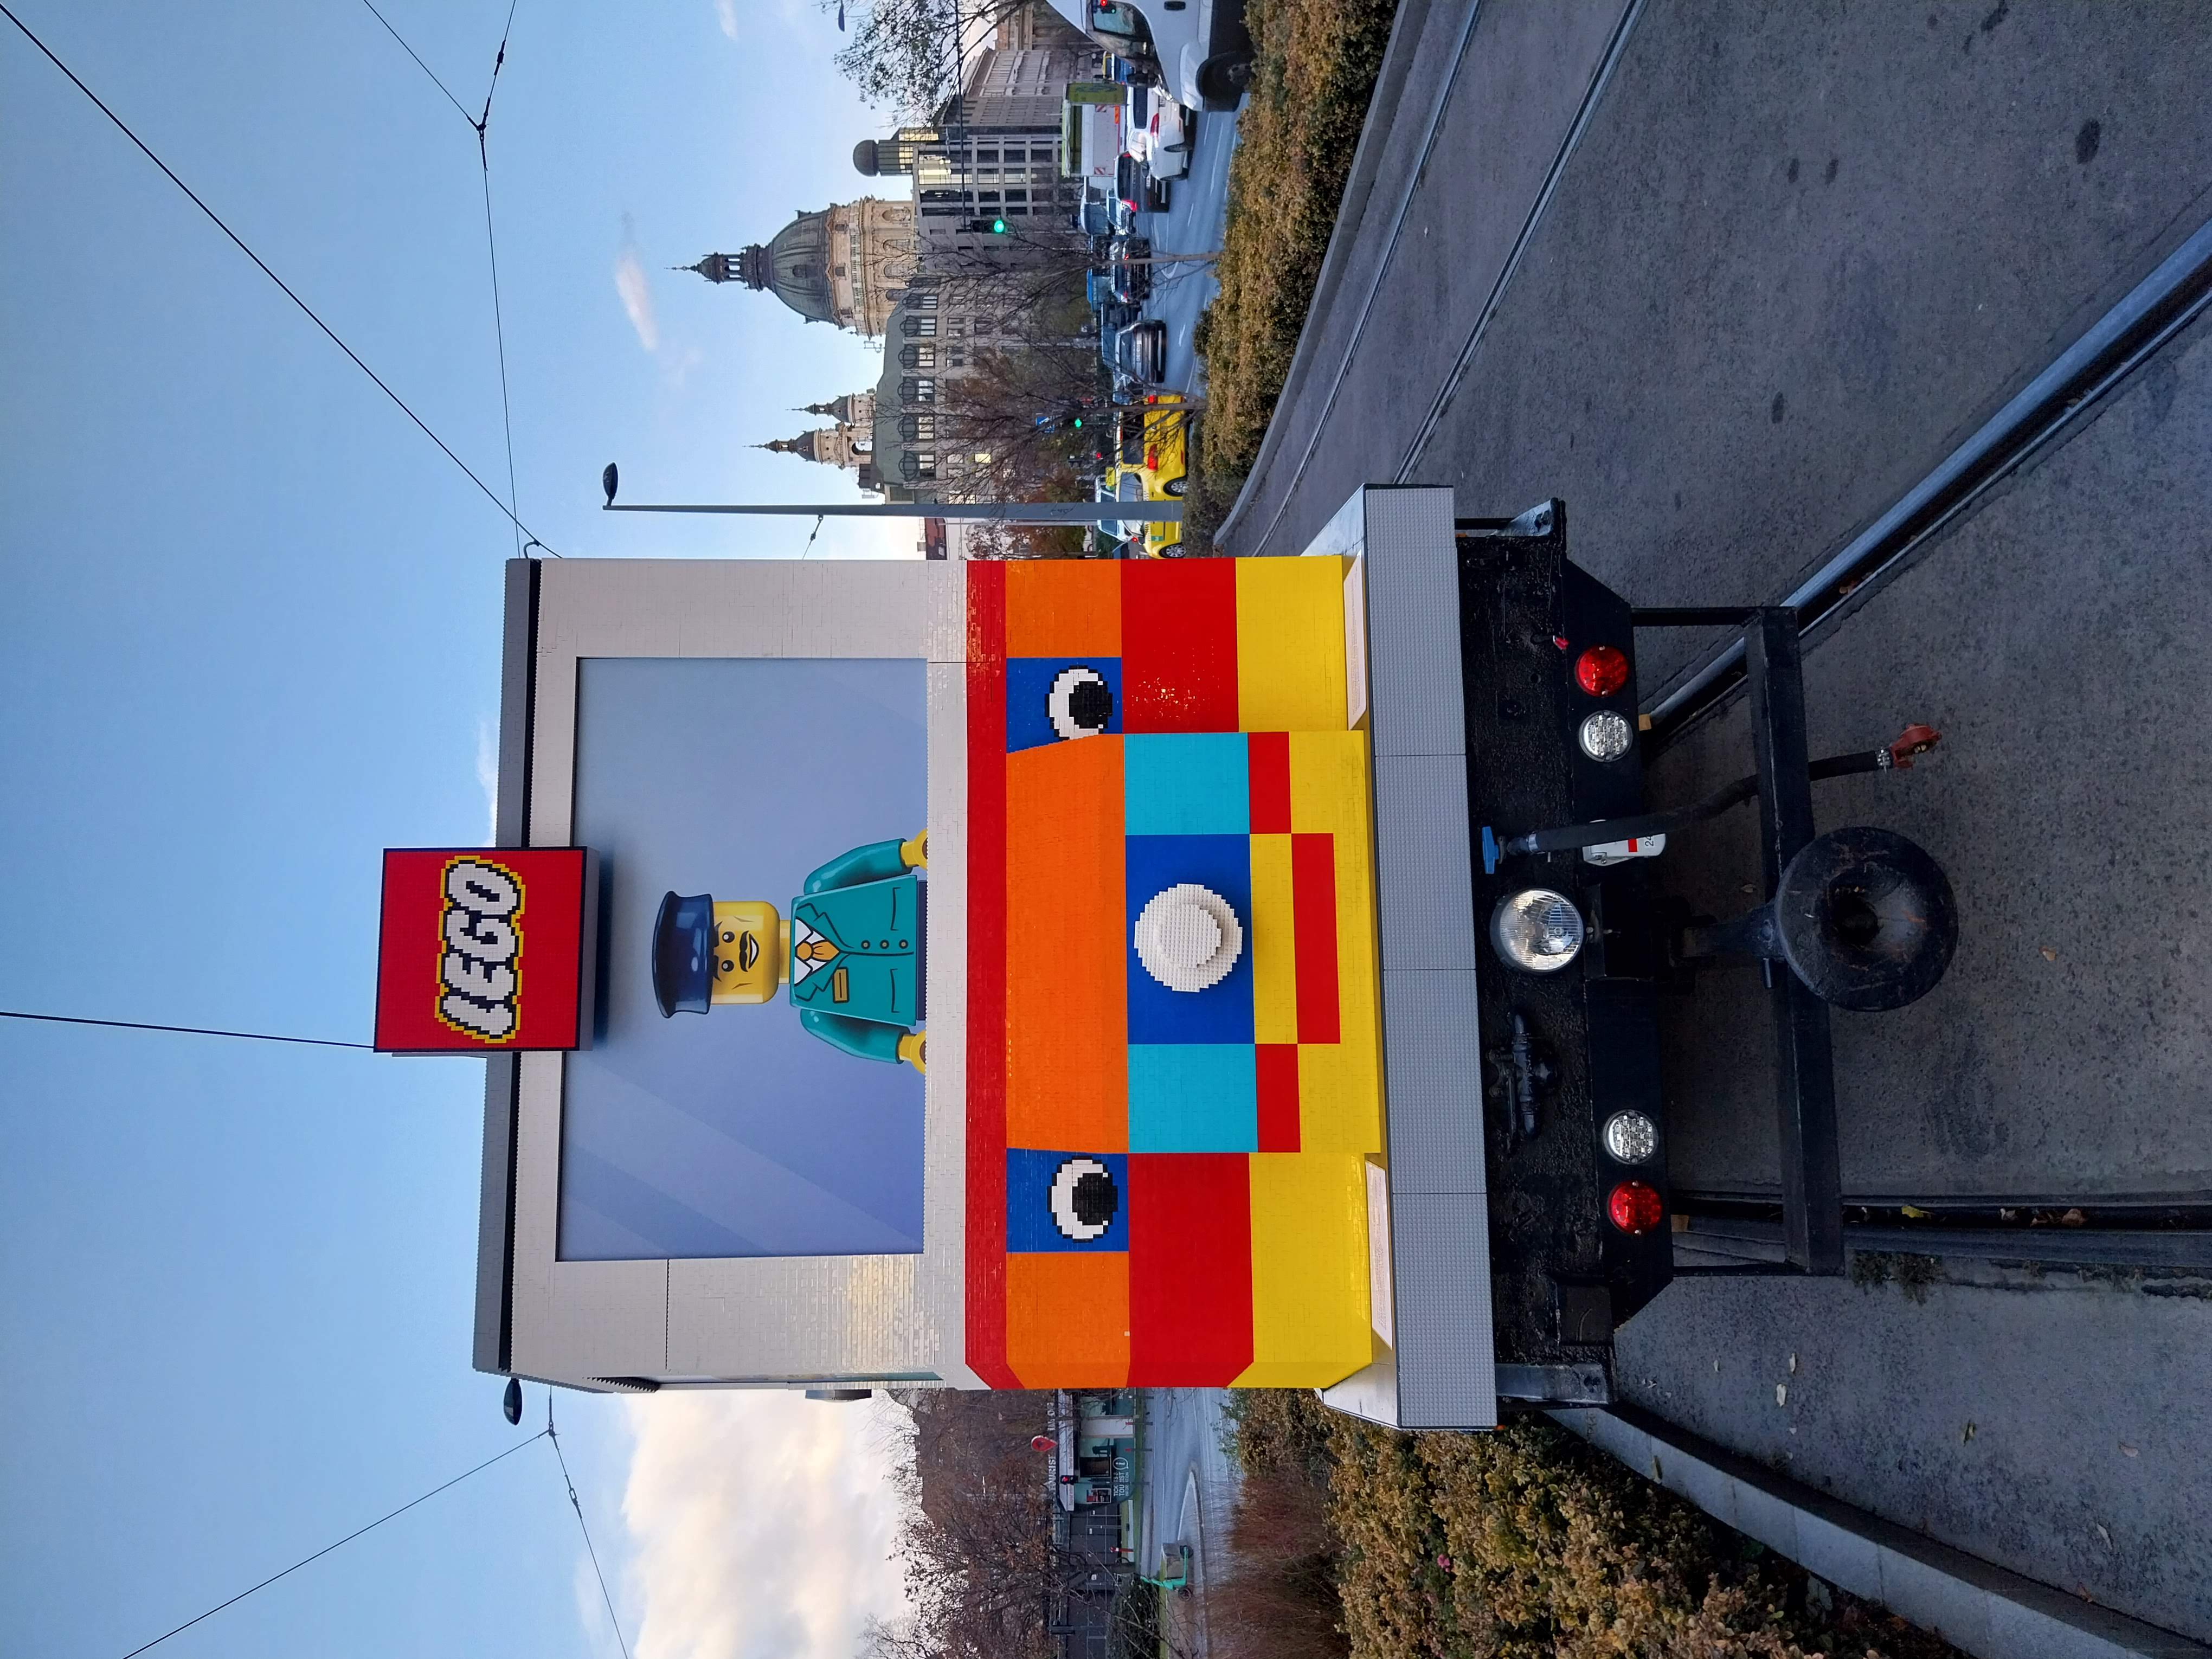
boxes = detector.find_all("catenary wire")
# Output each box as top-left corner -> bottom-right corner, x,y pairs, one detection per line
114,1432 -> 550,1659
549,1406 -> 634,1659
1,1009 -> 371,1051
0,1 -> 559,554
356,0 -> 536,556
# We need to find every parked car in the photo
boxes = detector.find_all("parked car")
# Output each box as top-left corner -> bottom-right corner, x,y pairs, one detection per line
1116,152 -> 1167,218
1126,84 -> 1191,182
1109,234 -> 1153,304
1110,318 -> 1168,386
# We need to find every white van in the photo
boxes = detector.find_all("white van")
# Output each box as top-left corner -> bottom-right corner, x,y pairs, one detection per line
1061,97 -> 1125,194
1048,0 -> 1253,112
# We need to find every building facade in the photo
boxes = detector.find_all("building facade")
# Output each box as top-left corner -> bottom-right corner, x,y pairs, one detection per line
682,196 -> 917,338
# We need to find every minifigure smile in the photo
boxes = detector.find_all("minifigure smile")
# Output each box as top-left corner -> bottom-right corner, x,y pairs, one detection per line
737,931 -> 760,972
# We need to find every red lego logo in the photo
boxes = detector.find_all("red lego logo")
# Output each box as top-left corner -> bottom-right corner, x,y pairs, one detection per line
375,847 -> 593,1053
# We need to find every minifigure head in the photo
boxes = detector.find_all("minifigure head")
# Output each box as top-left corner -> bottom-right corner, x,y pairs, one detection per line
710,899 -> 787,1005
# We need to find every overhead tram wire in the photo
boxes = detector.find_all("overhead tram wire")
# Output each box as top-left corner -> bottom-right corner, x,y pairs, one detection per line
0,2 -> 558,555
114,1431 -> 550,1659
1,1009 -> 370,1051
360,0 -> 537,557
549,1399 -> 635,1659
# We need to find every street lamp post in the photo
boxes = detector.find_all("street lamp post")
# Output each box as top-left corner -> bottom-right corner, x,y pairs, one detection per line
598,463 -> 1182,525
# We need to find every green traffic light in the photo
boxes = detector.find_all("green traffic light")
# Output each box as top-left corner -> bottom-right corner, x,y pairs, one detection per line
991,218 -> 1006,234
1072,417 -> 1082,428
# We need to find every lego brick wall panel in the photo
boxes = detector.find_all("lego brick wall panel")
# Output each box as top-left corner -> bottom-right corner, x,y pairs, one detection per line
1238,1152 -> 1374,1388
1006,559 -> 1121,658
1128,1153 -> 1252,1383
1248,833 -> 1299,1046
1388,1191 -> 1499,1429
1372,753 -> 1480,972
1121,558 -> 1238,731
964,561 -> 1017,1386
1287,732 -> 1385,1154
1377,969 -> 1488,1197
1006,1251 -> 1129,1387
1006,738 -> 1127,1153
1233,556 -> 1351,732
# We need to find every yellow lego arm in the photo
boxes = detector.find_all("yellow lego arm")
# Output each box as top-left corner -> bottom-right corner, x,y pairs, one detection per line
899,830 -> 928,870
896,1031 -> 927,1074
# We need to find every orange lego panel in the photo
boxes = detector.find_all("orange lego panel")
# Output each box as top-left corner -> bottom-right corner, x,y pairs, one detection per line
1005,738 -> 1127,1152
1006,1251 -> 1130,1386
1006,560 -> 1122,658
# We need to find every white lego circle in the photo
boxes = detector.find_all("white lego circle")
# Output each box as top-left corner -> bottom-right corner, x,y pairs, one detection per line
1050,1157 -> 1118,1241
1134,883 -> 1244,993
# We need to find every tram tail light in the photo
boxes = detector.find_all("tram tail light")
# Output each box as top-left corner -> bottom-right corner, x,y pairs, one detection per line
1607,1180 -> 1665,1234
1574,645 -> 1630,697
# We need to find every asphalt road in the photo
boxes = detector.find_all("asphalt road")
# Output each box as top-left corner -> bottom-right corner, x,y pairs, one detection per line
1212,0 -> 2212,1642
1135,1387 -> 1236,1658
1131,102 -> 1240,397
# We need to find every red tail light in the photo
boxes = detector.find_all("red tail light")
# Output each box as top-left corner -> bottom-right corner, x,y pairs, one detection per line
1574,645 -> 1630,697
1607,1181 -> 1665,1234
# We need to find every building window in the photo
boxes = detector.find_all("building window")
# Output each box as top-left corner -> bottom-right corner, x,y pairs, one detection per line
833,265 -> 847,276
902,451 -> 937,481
912,290 -> 938,310
902,315 -> 937,337
899,343 -> 937,370
899,377 -> 936,404
899,414 -> 935,441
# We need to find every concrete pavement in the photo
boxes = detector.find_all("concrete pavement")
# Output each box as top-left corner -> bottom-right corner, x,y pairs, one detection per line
1130,102 -> 1240,397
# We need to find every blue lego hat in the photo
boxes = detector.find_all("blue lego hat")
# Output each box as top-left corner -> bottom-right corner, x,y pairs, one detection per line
652,890 -> 716,1017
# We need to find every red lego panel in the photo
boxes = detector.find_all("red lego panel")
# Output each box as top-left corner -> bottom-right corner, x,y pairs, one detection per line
1128,1153 -> 1253,1383
1246,730 -> 1292,833
965,562 -> 1019,1387
1255,1044 -> 1301,1153
375,847 -> 588,1052
1121,560 -> 1238,732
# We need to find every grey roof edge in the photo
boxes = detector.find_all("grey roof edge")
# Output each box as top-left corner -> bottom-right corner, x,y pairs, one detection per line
1551,1403 -> 2211,1659
473,557 -> 539,1376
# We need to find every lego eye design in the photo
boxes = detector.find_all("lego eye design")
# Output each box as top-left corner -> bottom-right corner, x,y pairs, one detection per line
1049,1156 -> 1119,1242
1047,665 -> 1114,742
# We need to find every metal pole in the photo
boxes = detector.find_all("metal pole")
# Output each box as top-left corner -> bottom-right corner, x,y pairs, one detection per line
602,500 -> 1183,523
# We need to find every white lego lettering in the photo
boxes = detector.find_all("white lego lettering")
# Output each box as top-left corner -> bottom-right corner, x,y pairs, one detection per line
435,856 -> 524,1041
440,990 -> 516,1039
445,859 -> 521,915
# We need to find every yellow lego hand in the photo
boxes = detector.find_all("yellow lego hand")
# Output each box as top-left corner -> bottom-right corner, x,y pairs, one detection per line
899,830 -> 928,870
896,1031 -> 927,1075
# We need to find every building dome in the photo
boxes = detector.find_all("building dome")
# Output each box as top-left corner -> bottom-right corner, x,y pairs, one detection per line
725,209 -> 835,325
853,139 -> 880,176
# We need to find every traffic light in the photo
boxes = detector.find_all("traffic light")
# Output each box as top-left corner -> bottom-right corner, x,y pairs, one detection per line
961,216 -> 1009,236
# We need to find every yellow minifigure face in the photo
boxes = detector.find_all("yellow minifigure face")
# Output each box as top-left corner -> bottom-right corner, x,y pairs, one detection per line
710,900 -> 788,1004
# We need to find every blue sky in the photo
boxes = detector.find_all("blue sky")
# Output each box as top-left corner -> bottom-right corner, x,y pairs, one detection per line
0,3 -> 921,1655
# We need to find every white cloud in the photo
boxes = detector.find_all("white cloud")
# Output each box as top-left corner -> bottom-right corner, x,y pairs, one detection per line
716,0 -> 740,39
615,249 -> 661,353
619,1392 -> 912,1659
475,715 -> 499,845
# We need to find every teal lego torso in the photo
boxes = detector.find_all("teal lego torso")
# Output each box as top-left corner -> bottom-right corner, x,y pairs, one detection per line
789,873 -> 922,1029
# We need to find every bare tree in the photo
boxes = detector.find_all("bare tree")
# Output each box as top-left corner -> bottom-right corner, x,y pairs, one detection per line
825,0 -> 1041,118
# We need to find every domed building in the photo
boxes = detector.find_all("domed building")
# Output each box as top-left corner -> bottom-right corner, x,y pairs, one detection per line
682,197 -> 917,339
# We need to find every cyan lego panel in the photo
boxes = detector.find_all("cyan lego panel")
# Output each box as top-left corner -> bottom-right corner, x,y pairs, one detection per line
1006,657 -> 1122,752
1122,734 -> 1251,837
1124,833 -> 1255,1045
1006,1148 -> 1130,1252
1128,1044 -> 1258,1152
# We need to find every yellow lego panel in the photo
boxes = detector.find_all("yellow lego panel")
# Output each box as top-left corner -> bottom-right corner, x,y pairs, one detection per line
1237,1153 -> 1374,1388
1287,731 -> 1384,1154
1234,557 -> 1350,732
1007,1251 -> 1130,1387
1248,832 -> 1298,1046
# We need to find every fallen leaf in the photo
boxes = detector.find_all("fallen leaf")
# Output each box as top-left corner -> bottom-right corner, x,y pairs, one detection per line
2061,1207 -> 2087,1227
2121,1443 -> 2139,1457
1776,1384 -> 1788,1406
2041,946 -> 2060,962
2095,1523 -> 2112,1548
1901,1204 -> 1931,1219
1789,1353 -> 1799,1374
1962,1422 -> 1977,1442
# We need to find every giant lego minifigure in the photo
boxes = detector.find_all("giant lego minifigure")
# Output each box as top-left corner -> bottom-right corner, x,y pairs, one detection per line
652,832 -> 927,1073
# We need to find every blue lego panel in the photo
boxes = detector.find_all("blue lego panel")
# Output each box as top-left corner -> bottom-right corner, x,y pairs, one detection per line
1006,657 -> 1123,753
1127,1043 -> 1258,1152
1006,1147 -> 1130,1252
1122,734 -> 1251,837
1124,833 -> 1255,1045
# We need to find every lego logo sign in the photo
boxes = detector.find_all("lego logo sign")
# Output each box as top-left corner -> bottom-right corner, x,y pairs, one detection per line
376,847 -> 594,1053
